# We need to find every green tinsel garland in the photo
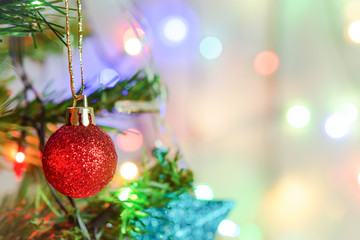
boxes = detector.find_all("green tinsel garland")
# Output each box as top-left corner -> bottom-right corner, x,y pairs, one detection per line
0,149 -> 194,239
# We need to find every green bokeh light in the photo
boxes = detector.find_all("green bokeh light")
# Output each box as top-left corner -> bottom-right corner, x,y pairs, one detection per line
238,223 -> 263,240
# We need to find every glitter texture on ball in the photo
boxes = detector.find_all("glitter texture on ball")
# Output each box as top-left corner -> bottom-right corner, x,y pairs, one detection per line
42,124 -> 117,198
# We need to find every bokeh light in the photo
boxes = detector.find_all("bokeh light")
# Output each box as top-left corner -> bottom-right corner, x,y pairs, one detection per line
118,187 -> 131,201
335,102 -> 358,124
123,28 -> 144,56
120,162 -> 138,180
348,20 -> 360,43
15,152 -> 25,163
264,176 -> 320,231
124,38 -> 142,56
254,50 -> 279,76
238,223 -> 263,240
116,128 -> 143,152
217,219 -> 240,238
280,182 -> 308,211
324,114 -> 351,139
123,28 -> 144,43
286,105 -> 311,128
163,17 -> 188,43
199,37 -> 222,60
194,184 -> 214,200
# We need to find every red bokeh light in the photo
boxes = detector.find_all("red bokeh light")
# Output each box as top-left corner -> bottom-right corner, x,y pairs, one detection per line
116,128 -> 143,152
254,50 -> 279,76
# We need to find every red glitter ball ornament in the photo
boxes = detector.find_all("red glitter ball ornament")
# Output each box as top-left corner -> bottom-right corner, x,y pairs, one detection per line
42,101 -> 117,198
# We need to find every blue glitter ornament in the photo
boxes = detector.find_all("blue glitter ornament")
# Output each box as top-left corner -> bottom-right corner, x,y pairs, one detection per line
133,193 -> 235,240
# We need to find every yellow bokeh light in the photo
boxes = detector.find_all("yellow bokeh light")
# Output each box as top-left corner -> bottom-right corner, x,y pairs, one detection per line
120,162 -> 138,180
15,152 -> 25,163
123,28 -> 144,56
124,38 -> 142,56
264,175 -> 322,232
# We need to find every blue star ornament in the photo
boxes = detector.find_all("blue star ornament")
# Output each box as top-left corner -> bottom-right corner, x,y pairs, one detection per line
134,193 -> 235,240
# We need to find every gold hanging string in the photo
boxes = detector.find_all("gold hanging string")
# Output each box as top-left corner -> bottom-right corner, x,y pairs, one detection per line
65,0 -> 85,104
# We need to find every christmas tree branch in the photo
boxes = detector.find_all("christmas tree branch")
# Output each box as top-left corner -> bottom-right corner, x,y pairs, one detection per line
88,205 -> 116,238
0,33 -> 172,240
0,0 -> 66,44
0,70 -> 161,141
0,148 -> 193,239
48,184 -> 69,215
68,196 -> 91,240
9,36 -> 87,235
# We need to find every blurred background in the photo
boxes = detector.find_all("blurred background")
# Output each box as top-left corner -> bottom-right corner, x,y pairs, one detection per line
3,0 -> 360,239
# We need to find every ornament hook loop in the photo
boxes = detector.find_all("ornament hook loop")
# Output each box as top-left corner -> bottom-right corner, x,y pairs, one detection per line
72,95 -> 88,108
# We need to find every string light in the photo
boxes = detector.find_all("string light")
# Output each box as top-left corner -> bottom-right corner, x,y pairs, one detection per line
15,152 -> 25,163
217,219 -> 240,238
194,184 -> 214,200
254,50 -> 279,76
163,17 -> 188,43
120,162 -> 138,180
199,37 -> 222,60
286,105 -> 311,128
32,0 -> 41,4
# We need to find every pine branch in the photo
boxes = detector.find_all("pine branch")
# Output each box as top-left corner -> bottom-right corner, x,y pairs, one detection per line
0,0 -> 66,45
0,149 -> 194,239
0,70 -> 161,132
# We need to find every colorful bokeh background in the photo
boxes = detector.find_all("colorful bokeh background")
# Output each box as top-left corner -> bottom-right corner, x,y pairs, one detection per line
3,0 -> 360,239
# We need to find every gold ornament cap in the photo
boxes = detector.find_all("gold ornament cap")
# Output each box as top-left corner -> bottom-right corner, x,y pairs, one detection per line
66,95 -> 96,126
